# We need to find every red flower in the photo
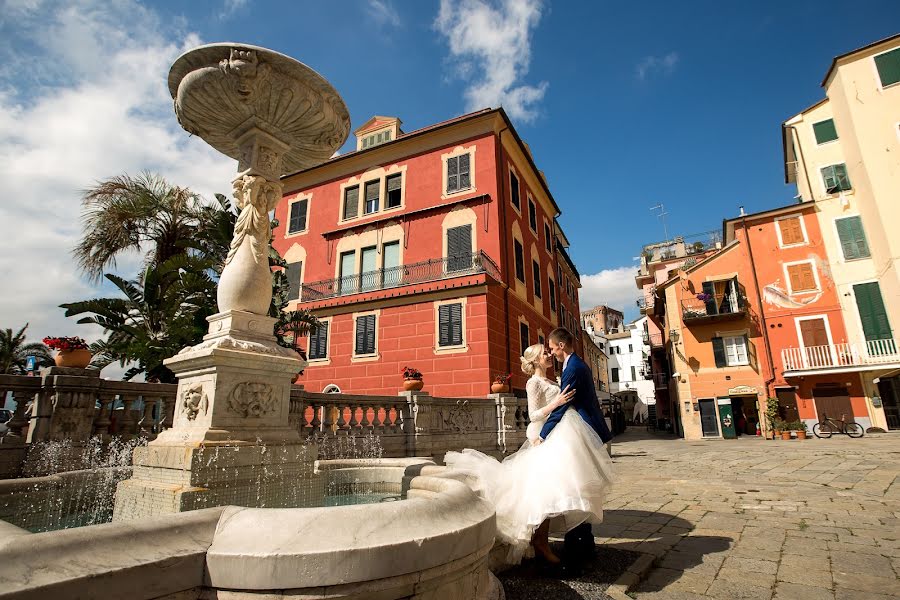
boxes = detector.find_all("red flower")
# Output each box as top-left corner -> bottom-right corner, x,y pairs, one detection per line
402,366 -> 422,380
42,336 -> 90,351
493,372 -> 512,384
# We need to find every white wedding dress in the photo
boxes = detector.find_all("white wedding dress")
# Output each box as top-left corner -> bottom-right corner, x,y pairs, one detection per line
444,375 -> 615,564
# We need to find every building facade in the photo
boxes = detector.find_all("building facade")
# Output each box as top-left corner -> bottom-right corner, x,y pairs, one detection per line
782,34 -> 900,430
273,109 -> 582,397
604,317 -> 655,423
582,305 -> 624,335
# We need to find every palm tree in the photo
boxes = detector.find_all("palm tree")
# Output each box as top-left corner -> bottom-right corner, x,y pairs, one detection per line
74,172 -> 204,283
0,324 -> 54,375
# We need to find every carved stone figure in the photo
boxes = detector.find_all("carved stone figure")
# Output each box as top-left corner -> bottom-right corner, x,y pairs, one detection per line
228,382 -> 276,418
182,384 -> 209,421
218,48 -> 270,102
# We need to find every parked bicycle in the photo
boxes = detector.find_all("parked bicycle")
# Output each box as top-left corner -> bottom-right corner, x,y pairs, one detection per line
812,413 -> 864,438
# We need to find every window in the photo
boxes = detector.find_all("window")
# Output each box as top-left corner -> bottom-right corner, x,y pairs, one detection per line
386,174 -> 402,209
308,321 -> 329,360
854,282 -> 892,344
382,240 -> 401,287
699,278 -> 742,315
338,250 -> 356,295
447,224 -> 473,272
288,198 -> 308,234
355,314 -> 377,356
548,278 -> 557,312
821,164 -> 851,194
628,343 -> 633,353
364,180 -> 380,214
285,261 -> 302,300
611,368 -> 619,383
510,171 -> 520,210
514,239 -> 525,282
342,186 -> 359,220
631,366 -> 636,381
874,47 -> 900,88
438,303 -> 463,347
813,119 -> 839,144
557,264 -> 562,281
360,246 -> 377,292
528,198 -> 537,232
777,216 -> 806,246
532,260 -> 542,298
712,335 -> 749,367
835,216 -> 870,260
519,321 -> 530,356
544,223 -> 552,253
787,262 -> 818,292
447,153 -> 471,194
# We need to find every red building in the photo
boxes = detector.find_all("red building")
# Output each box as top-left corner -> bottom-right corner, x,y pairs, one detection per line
272,109 -> 583,397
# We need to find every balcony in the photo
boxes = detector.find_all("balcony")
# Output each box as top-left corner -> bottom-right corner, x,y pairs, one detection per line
781,340 -> 900,376
652,373 -> 668,389
300,251 -> 501,303
682,294 -> 747,324
637,293 -> 656,315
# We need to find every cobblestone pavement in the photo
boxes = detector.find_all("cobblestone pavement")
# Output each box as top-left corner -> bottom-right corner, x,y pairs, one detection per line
593,429 -> 900,600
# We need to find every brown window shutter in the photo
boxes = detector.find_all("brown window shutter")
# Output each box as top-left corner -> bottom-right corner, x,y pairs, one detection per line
787,265 -> 803,291
789,263 -> 816,291
779,217 -> 802,245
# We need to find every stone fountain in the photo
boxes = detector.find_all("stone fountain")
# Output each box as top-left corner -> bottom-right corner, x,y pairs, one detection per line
113,43 -> 351,519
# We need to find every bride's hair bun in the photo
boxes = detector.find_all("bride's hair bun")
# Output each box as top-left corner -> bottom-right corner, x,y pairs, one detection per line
520,344 -> 543,375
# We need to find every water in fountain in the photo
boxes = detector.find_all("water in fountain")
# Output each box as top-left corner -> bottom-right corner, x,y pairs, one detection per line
2,436 -> 147,532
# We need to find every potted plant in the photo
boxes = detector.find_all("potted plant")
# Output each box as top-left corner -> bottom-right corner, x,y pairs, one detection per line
773,418 -> 785,438
781,421 -> 793,440
43,336 -> 92,368
492,373 -> 512,394
795,420 -> 808,440
765,398 -> 779,440
402,366 -> 424,392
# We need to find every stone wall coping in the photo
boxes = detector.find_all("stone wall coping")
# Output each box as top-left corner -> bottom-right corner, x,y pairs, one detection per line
204,474 -> 496,590
0,506 -> 225,600
0,466 -> 132,495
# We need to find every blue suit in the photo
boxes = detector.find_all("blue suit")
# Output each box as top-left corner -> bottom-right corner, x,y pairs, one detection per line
540,353 -> 612,443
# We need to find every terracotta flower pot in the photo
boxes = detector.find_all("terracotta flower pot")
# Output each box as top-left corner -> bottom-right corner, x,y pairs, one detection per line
491,383 -> 510,394
796,430 -> 807,440
781,431 -> 792,440
774,429 -> 782,437
403,378 -> 424,392
54,349 -> 92,369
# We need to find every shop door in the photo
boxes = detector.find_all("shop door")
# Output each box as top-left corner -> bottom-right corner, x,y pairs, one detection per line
718,398 -> 736,439
698,399 -> 719,437
775,388 -> 800,423
877,377 -> 900,430
813,385 -> 854,422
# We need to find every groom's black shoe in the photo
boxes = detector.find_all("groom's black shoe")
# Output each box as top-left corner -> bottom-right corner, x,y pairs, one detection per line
564,523 -> 596,559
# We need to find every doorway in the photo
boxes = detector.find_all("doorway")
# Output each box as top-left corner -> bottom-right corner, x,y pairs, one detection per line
799,317 -> 832,367
877,377 -> 900,430
698,399 -> 719,437
812,384 -> 853,422
775,388 -> 800,423
730,396 -> 759,436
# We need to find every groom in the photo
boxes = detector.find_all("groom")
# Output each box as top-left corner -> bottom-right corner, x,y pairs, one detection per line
540,326 -> 613,557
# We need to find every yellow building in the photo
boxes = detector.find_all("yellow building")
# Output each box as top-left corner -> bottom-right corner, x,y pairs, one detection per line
782,33 -> 900,430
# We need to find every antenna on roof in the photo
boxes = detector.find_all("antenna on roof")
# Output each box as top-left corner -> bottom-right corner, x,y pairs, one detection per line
650,204 -> 670,242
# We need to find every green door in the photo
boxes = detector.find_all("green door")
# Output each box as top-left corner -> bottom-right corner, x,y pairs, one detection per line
718,398 -> 736,439
854,282 -> 893,355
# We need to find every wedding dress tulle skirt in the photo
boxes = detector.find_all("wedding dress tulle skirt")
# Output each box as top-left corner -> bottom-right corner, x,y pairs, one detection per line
444,410 -> 615,564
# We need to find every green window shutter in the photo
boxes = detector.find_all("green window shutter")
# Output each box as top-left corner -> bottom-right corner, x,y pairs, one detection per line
458,153 -> 470,189
875,47 -> 900,87
514,239 -> 525,282
528,200 -> 537,231
288,199 -> 307,233
519,322 -> 530,356
836,216 -> 870,260
532,261 -> 541,298
364,180 -> 380,213
712,337 -> 727,368
355,314 -> 376,355
309,322 -> 328,360
447,224 -> 472,272
835,164 -> 852,191
549,278 -> 556,311
812,119 -> 838,144
286,262 -> 302,300
823,164 -> 852,193
343,186 -> 359,220
510,173 -> 520,209
438,303 -> 463,347
854,282 -> 892,341
447,156 -> 459,192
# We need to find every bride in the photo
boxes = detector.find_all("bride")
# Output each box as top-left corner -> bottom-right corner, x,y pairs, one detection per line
444,344 -> 615,565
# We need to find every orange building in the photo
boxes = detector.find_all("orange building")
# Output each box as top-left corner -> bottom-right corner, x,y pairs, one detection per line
272,109 -> 582,397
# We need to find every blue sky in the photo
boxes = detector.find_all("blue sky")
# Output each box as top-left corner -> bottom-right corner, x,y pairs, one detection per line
0,0 -> 897,351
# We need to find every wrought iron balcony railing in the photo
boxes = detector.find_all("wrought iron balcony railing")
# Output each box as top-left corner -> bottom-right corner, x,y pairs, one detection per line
682,295 -> 747,323
782,340 -> 900,373
300,250 -> 501,302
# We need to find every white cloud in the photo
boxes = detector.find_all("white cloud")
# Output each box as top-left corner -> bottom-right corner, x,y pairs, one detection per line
579,266 -> 642,320
434,0 -> 548,123
0,0 -> 234,376
636,51 -> 679,81
367,0 -> 401,28
218,0 -> 248,20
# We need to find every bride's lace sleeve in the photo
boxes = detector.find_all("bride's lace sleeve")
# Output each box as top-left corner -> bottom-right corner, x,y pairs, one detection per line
526,378 -> 553,422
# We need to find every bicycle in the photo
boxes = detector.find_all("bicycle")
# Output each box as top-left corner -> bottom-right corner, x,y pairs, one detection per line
812,413 -> 864,438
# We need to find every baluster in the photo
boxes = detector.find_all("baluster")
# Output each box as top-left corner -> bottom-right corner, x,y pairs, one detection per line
337,404 -> 350,435
310,402 -> 322,433
391,404 -> 401,433
138,397 -> 158,437
372,405 -> 383,432
118,394 -> 138,438
349,404 -> 360,431
4,388 -> 33,442
322,402 -> 335,435
93,392 -> 115,437
359,405 -> 372,430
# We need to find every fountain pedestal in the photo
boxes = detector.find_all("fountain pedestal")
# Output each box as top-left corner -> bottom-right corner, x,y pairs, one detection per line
114,311 -> 323,520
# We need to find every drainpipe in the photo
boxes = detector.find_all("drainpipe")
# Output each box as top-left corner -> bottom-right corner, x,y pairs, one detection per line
740,210 -> 777,401
787,126 -> 814,202
496,126 -> 512,376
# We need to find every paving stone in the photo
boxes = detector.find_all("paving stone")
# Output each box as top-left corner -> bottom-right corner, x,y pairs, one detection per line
773,582 -> 835,600
775,565 -> 832,589
832,571 -> 900,596
705,578 -> 774,599
721,556 -> 779,575
716,566 -> 776,588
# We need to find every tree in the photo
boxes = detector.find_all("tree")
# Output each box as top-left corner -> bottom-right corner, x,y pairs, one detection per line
0,324 -> 54,375
74,172 -> 204,283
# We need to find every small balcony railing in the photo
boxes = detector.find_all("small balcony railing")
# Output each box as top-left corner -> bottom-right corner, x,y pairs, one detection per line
637,293 -> 656,314
782,339 -> 900,373
300,250 -> 501,302
644,332 -> 663,348
682,295 -> 746,324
